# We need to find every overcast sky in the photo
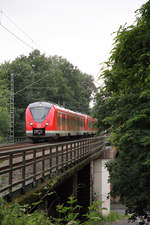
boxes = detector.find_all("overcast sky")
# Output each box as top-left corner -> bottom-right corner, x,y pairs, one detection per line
0,0 -> 148,84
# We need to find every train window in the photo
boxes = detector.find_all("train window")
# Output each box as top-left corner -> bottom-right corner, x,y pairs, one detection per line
72,117 -> 74,129
77,118 -> 80,130
60,113 -> 62,130
80,119 -> 82,129
68,116 -> 71,130
74,117 -> 76,130
70,117 -> 73,130
74,117 -> 77,129
65,115 -> 67,130
83,119 -> 85,128
62,116 -> 63,127
79,118 -> 81,130
57,115 -> 60,128
81,119 -> 83,129
73,117 -> 75,129
62,116 -> 65,130
88,119 -> 92,129
30,106 -> 51,122
75,117 -> 77,130
76,118 -> 78,130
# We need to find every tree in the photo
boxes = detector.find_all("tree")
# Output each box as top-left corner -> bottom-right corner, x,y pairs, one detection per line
0,50 -> 96,138
0,64 -> 10,142
94,1 -> 150,222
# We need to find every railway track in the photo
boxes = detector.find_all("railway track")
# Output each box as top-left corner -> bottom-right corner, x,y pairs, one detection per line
0,142 -> 42,152
0,136 -> 88,152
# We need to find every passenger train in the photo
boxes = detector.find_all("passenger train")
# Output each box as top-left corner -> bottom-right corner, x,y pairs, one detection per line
25,101 -> 97,142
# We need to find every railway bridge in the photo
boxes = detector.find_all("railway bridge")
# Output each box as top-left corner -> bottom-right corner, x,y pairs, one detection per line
0,135 -> 114,215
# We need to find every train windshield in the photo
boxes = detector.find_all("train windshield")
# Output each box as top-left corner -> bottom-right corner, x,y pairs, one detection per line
30,106 -> 51,122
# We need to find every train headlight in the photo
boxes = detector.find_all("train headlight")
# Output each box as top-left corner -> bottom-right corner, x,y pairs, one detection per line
30,122 -> 33,126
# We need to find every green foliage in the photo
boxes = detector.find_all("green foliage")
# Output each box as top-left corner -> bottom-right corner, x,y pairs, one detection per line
49,196 -> 81,224
102,211 -> 128,222
0,50 -> 96,138
49,197 -> 108,225
94,0 -> 150,221
0,198 -> 50,225
83,201 -> 104,225
0,197 -> 127,225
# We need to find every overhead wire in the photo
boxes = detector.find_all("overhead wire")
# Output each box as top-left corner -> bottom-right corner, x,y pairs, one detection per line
0,10 -> 51,95
2,10 -> 37,47
0,10 -> 97,101
0,23 -> 35,51
0,9 -> 36,50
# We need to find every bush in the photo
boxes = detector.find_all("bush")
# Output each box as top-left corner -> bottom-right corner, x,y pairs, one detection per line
0,198 -> 50,225
0,196 -> 127,225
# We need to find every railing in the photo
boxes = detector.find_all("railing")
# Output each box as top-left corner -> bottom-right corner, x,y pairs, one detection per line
0,136 -> 105,199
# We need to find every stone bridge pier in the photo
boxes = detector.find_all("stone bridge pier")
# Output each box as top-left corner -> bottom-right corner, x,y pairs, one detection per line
90,146 -> 115,215
90,159 -> 110,214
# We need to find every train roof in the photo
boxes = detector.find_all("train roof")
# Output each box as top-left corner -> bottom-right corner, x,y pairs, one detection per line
54,104 -> 85,117
28,101 -> 52,108
28,101 -> 96,119
29,101 -> 87,116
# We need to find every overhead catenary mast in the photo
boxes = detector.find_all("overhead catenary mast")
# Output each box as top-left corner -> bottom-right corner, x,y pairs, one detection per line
10,73 -> 14,143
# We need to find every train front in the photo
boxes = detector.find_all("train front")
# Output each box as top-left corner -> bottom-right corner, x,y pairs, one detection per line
25,102 -> 54,141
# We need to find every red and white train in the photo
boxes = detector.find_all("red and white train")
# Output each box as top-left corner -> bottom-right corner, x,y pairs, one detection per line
25,101 -> 97,142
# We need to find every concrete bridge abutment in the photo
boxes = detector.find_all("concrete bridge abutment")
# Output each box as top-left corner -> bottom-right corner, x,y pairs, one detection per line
90,159 -> 110,215
90,146 -> 115,215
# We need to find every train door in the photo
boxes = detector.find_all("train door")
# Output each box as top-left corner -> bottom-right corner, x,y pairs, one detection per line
60,113 -> 62,131
65,114 -> 68,131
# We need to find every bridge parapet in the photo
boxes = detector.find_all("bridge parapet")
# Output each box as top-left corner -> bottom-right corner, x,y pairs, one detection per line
0,135 -> 105,200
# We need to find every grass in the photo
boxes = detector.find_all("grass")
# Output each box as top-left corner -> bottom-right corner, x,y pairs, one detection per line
102,211 -> 129,223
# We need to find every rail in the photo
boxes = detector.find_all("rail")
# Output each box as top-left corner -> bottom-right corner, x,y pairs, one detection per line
0,136 -> 105,199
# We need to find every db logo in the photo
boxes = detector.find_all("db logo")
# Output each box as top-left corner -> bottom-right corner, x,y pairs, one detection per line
37,124 -> 41,128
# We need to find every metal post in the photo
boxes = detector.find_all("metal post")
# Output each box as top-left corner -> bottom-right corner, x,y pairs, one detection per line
10,73 -> 14,143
